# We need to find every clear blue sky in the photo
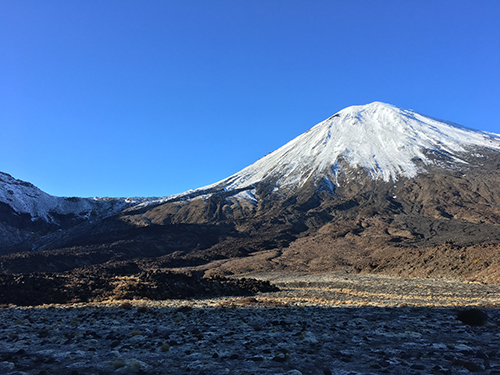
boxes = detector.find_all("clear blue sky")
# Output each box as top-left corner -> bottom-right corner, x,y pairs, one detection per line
1,1 -> 499,198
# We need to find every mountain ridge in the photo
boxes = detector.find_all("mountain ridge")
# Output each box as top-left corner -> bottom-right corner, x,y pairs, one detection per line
2,102 -> 500,285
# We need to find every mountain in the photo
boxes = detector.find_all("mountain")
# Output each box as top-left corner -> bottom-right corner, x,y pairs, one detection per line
2,102 -> 500,284
184,101 -> 500,195
0,171 -> 162,251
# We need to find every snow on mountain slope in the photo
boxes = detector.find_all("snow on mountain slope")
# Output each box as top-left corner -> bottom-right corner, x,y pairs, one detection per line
0,172 -> 149,221
186,102 -> 500,197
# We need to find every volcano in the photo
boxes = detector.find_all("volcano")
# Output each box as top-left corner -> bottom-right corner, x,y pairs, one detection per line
182,101 -> 500,195
2,102 -> 500,284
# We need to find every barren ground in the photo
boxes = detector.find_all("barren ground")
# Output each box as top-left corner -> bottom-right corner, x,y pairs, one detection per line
1,273 -> 500,375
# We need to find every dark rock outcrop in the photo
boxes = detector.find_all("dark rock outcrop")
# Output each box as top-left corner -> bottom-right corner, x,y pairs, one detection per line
0,267 -> 278,306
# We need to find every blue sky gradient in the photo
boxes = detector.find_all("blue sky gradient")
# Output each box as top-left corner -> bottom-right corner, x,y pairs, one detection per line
1,1 -> 499,197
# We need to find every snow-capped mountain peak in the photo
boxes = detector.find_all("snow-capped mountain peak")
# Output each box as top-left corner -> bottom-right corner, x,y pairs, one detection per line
195,102 -> 500,195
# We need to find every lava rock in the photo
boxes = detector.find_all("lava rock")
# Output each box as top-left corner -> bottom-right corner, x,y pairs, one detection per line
457,309 -> 488,326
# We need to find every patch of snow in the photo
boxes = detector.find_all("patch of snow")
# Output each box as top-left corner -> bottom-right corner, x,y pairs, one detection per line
229,189 -> 258,204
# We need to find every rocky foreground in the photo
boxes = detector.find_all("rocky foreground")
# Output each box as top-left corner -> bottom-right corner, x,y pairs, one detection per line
1,272 -> 500,375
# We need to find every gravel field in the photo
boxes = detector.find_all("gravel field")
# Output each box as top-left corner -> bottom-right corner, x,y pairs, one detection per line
1,272 -> 500,375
